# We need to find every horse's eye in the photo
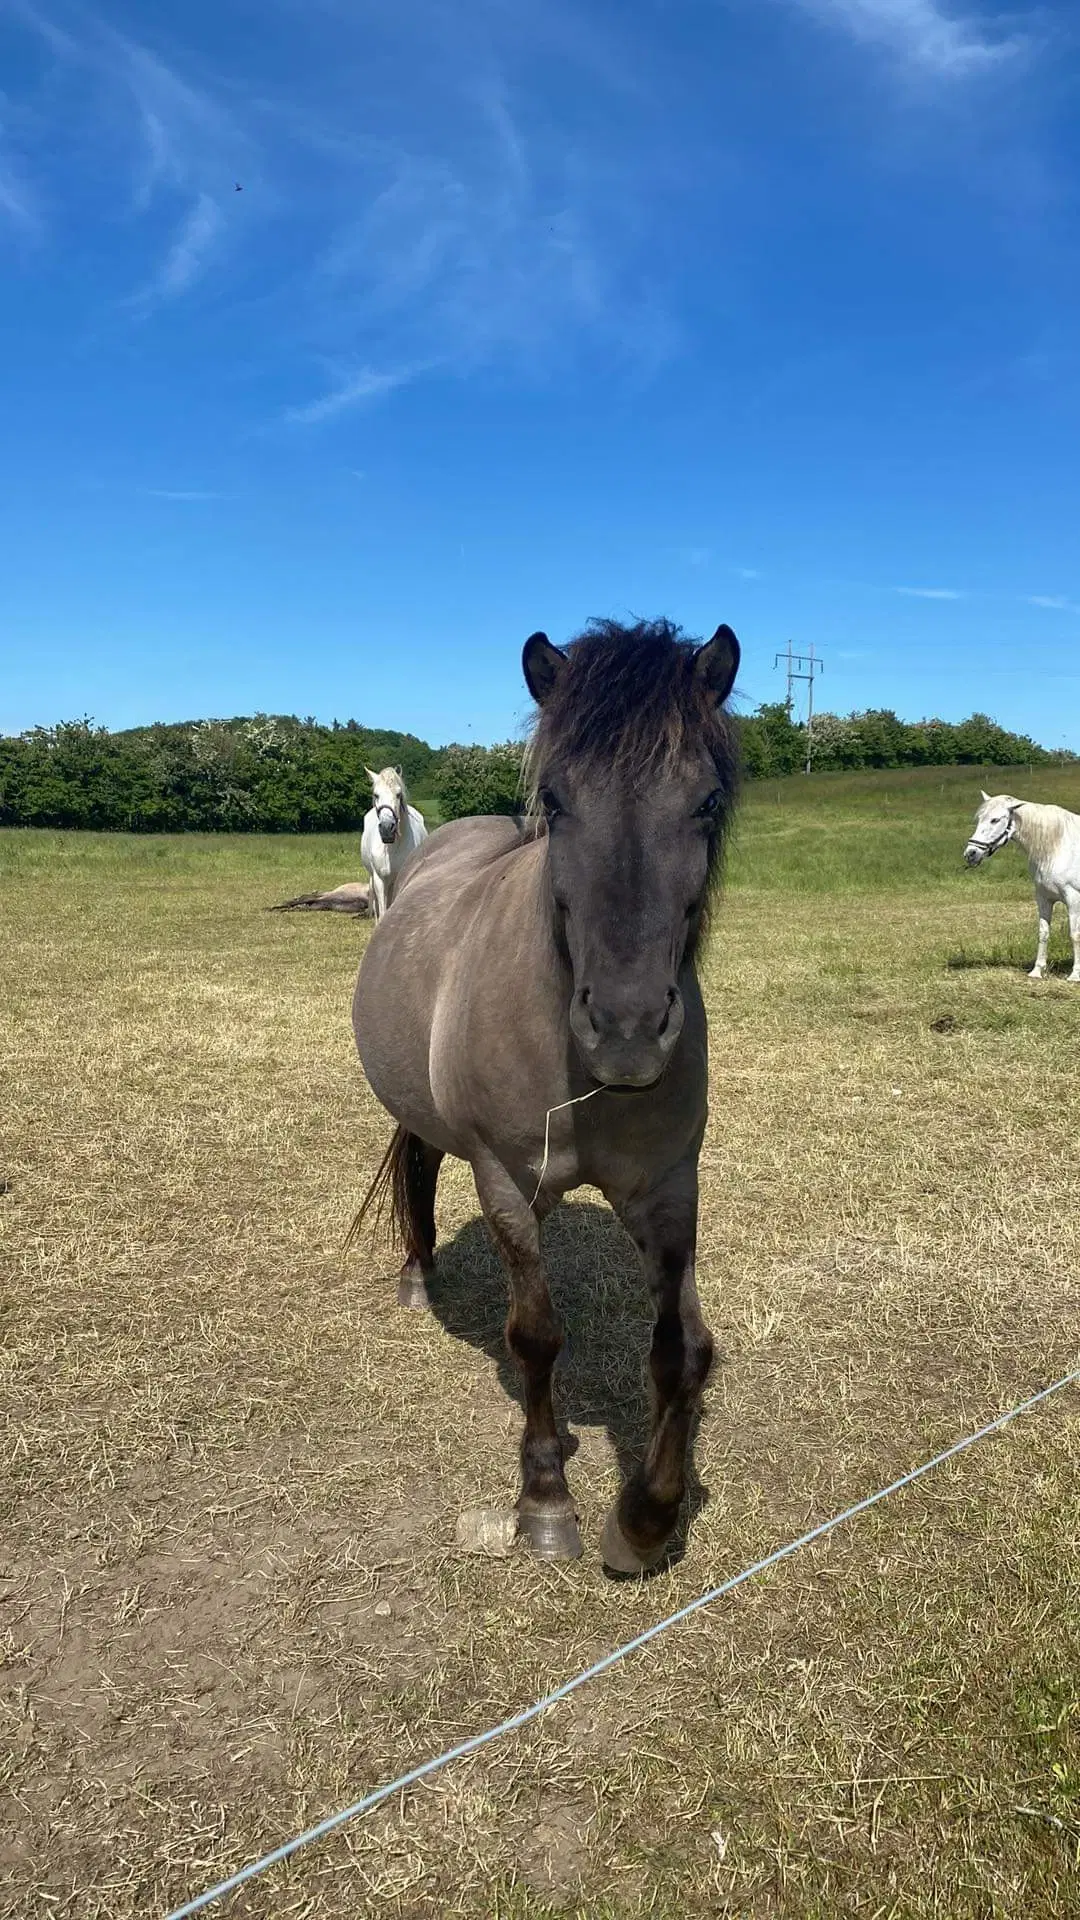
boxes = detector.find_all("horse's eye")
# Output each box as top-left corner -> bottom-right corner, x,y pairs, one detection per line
696,790 -> 723,819
539,788 -> 562,821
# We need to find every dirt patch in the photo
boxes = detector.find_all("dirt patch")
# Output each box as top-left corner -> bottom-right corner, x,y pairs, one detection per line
3,830 -> 1080,1916
515,1795 -> 595,1898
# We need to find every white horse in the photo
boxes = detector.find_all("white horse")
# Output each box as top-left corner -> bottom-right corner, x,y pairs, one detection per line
360,767 -> 428,921
964,791 -> 1080,982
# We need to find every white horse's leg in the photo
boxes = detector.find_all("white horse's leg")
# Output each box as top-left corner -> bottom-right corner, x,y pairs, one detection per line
382,848 -> 399,915
1029,886 -> 1053,979
1066,890 -> 1080,983
371,868 -> 388,920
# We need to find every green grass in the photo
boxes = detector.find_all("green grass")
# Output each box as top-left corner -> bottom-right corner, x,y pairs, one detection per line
0,824 -> 363,881
4,758 -> 1073,896
728,760 -> 1080,893
1,763 -> 1079,1918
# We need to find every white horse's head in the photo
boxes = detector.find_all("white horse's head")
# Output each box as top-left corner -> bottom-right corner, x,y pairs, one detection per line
964,791 -> 1021,867
366,766 -> 407,846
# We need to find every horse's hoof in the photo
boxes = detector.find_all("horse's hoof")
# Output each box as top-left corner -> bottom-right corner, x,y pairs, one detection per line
600,1509 -> 666,1577
516,1507 -> 583,1560
397,1262 -> 431,1310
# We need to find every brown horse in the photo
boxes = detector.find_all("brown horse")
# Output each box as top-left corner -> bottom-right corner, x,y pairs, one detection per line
352,617 -> 740,1573
270,881 -> 371,914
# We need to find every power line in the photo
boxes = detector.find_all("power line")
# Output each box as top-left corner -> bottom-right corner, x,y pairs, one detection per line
774,642 -> 825,774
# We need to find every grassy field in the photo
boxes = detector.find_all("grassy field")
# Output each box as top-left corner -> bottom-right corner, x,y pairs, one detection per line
2,762 -> 1079,1918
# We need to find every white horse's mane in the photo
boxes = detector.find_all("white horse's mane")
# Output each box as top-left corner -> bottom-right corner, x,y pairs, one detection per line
989,797 -> 1071,865
367,764 -> 408,800
1016,802 -> 1072,864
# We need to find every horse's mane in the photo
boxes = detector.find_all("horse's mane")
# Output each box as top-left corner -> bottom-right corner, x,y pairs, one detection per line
373,766 -> 408,800
525,618 -> 739,816
1010,800 -> 1071,864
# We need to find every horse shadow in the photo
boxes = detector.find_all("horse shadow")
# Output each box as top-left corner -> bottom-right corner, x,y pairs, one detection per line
425,1200 -> 710,1568
946,948 -> 1070,976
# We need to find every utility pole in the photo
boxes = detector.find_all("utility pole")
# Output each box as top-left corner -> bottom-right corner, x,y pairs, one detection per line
774,642 -> 825,774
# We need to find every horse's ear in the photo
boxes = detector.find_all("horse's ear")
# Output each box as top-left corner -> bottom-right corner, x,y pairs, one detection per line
523,632 -> 567,706
365,766 -> 379,784
980,789 -> 990,803
694,624 -> 740,706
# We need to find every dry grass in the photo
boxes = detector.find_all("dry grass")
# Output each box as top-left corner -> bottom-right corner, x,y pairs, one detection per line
2,777 -> 1080,1918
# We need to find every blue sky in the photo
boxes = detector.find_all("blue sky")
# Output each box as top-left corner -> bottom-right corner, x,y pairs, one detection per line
2,0 -> 1078,749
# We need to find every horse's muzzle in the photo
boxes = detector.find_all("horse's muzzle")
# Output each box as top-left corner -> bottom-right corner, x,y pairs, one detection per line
569,984 -> 685,1089
378,819 -> 399,845
963,844 -> 985,867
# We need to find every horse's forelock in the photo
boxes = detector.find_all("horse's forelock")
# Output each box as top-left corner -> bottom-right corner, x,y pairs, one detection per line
374,766 -> 407,803
525,618 -> 739,810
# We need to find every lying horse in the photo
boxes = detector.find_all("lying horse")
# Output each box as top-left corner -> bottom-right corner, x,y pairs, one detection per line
352,617 -> 740,1573
270,881 -> 371,915
360,767 -> 428,920
964,791 -> 1080,982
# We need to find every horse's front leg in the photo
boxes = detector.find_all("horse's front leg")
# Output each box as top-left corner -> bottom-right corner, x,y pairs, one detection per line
1030,885 -> 1053,978
472,1151 -> 582,1560
1066,888 -> 1080,983
603,1157 -> 713,1575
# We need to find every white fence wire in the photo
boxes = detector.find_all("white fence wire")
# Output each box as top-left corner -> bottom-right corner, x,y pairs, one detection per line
166,1364 -> 1080,1918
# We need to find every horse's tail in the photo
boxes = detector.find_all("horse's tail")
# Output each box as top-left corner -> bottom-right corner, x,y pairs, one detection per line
343,1126 -> 425,1261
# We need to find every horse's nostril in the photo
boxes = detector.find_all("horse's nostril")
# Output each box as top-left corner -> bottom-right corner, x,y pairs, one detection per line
573,984 -> 683,1056
575,987 -> 602,1041
658,987 -> 685,1045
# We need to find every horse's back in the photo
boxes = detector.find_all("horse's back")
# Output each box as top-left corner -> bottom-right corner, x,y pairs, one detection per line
353,815 -> 540,1150
393,814 -> 532,908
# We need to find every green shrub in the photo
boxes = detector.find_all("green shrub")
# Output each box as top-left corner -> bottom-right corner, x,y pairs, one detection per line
433,742 -> 525,821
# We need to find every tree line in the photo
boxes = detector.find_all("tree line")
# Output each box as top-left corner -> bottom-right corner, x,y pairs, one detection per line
0,715 -> 439,834
737,703 -> 1071,780
0,702 -> 1070,834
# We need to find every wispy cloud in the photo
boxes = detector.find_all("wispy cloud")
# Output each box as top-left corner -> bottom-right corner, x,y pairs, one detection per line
0,97 -> 40,232
1027,594 -> 1080,615
787,0 -> 1029,76
141,193 -> 223,303
115,38 -> 247,209
3,1 -> 688,403
283,366 -> 416,426
143,487 -> 223,501
8,4 -> 247,302
894,584 -> 966,600
0,160 -> 38,231
3,0 -> 78,59
304,134 -> 657,404
671,549 -> 766,574
109,36 -> 250,308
